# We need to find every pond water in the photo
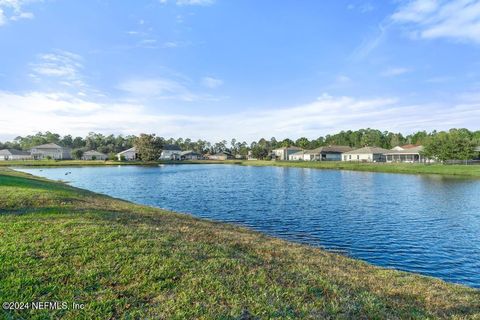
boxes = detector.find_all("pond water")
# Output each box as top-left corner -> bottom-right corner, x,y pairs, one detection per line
17,165 -> 480,288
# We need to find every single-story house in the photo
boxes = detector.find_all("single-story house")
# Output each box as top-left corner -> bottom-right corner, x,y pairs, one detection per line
30,143 -> 71,160
160,144 -> 182,160
342,146 -> 390,162
180,150 -> 201,160
302,145 -> 353,161
208,151 -> 233,161
82,150 -> 108,161
384,145 -> 428,163
271,146 -> 302,160
116,147 -> 138,161
288,151 -> 306,161
0,149 -> 32,161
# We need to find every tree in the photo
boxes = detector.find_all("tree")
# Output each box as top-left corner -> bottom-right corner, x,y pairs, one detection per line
72,149 -> 84,160
134,134 -> 163,161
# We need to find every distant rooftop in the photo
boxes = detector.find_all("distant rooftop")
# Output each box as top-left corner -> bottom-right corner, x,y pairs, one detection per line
344,146 -> 391,154
31,143 -> 63,149
0,149 -> 31,156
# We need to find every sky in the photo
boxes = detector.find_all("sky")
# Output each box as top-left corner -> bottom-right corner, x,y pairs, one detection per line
1,0 -> 480,142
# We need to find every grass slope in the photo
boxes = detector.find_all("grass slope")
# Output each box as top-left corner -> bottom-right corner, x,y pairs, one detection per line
2,159 -> 480,178
0,168 -> 479,319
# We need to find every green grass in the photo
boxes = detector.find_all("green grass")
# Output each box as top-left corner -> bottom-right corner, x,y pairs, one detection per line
0,168 -> 479,319
2,159 -> 480,178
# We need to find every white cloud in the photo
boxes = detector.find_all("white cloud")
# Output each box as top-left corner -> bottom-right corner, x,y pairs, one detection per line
381,67 -> 411,77
0,0 -> 37,26
201,76 -> 223,89
30,50 -> 87,89
1,90 -> 479,142
392,0 -> 480,44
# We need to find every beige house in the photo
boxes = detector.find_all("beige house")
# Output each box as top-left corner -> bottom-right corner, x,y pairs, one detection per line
272,146 -> 302,160
208,151 -> 233,160
342,146 -> 390,162
30,143 -> 71,160
384,145 -> 428,163
0,149 -> 32,161
82,150 -> 108,160
116,147 -> 137,161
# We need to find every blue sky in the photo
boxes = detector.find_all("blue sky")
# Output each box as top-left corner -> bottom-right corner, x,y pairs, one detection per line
1,0 -> 479,141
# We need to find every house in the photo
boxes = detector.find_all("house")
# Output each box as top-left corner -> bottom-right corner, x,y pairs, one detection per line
342,146 -> 390,162
82,150 -> 108,161
208,151 -> 233,160
180,150 -> 201,160
30,143 -> 71,160
160,144 -> 182,160
384,145 -> 429,163
0,149 -> 32,161
271,146 -> 302,160
288,150 -> 306,161
116,147 -> 137,161
302,145 -> 353,161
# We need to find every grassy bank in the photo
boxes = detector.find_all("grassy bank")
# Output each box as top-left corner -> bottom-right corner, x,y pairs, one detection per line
238,160 -> 480,178
0,168 -> 479,319
2,159 -> 480,178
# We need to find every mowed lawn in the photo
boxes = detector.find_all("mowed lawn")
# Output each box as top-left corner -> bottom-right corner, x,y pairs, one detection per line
0,168 -> 479,319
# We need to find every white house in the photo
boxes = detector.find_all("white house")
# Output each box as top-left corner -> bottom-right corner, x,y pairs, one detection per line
82,150 -> 108,160
0,149 -> 32,161
30,143 -> 71,160
342,146 -> 390,162
384,145 -> 428,163
288,150 -> 305,161
116,147 -> 137,161
160,145 -> 182,160
180,150 -> 201,160
272,146 -> 302,160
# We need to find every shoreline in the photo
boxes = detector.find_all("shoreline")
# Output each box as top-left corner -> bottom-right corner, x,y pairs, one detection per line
2,159 -> 480,178
0,167 -> 479,318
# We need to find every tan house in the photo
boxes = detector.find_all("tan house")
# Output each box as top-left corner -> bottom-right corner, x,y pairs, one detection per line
271,146 -> 302,160
0,149 -> 32,161
116,147 -> 137,161
208,151 -> 233,160
82,150 -> 108,160
30,143 -> 71,160
342,146 -> 390,162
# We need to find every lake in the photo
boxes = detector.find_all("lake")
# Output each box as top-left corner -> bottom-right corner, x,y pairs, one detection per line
17,164 -> 480,288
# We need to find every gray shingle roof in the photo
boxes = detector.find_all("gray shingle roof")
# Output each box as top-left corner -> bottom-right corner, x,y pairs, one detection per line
384,146 -> 424,155
31,143 -> 63,149
84,150 -> 107,156
117,147 -> 136,155
344,146 -> 391,154
0,149 -> 31,156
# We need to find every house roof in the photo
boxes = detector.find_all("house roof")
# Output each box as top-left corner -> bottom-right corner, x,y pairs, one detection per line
272,146 -> 302,151
117,147 -> 136,155
290,151 -> 305,156
31,143 -> 63,149
344,146 -> 391,154
0,149 -> 31,156
384,146 -> 424,155
401,144 -> 421,149
163,144 -> 182,151
180,150 -> 200,156
84,150 -> 107,156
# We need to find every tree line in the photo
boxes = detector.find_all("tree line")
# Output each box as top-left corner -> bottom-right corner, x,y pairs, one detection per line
0,128 -> 479,161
